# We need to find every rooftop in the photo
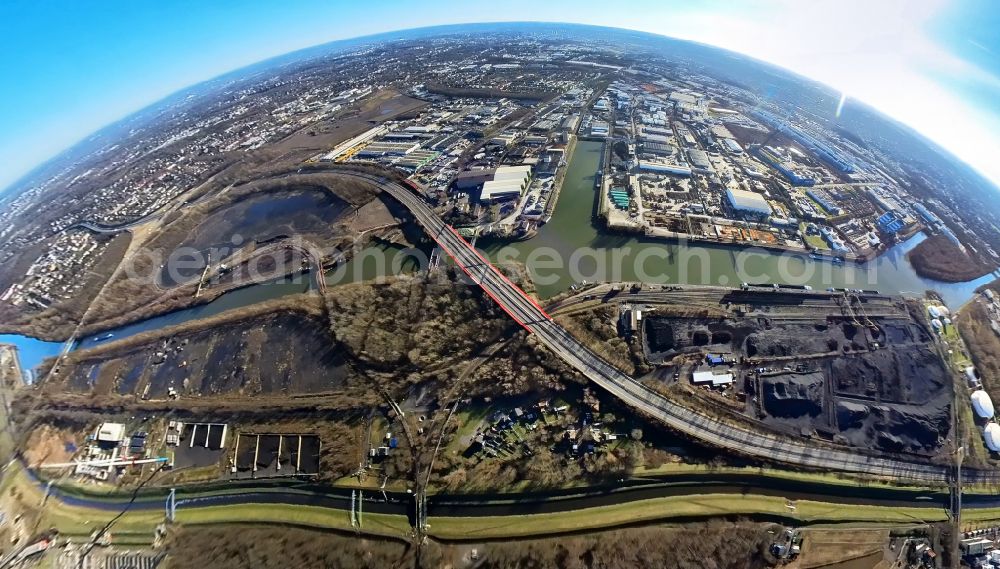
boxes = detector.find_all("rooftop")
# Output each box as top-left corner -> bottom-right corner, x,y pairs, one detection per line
727,188 -> 772,215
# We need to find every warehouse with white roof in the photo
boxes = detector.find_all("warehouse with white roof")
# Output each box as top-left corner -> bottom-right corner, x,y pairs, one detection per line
479,165 -> 532,203
726,188 -> 772,216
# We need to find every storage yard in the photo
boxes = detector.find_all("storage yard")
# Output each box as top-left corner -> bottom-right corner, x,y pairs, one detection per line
233,433 -> 321,478
21,416 -> 330,488
563,283 -> 953,456
4,27 -> 1000,564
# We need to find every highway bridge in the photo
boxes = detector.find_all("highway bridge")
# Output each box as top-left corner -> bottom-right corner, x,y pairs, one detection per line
62,166 -> 986,485
341,171 -> 985,486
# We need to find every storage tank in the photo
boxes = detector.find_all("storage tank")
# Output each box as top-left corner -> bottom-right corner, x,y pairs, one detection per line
928,305 -> 941,319
972,390 -> 995,420
931,318 -> 942,331
985,423 -> 1000,452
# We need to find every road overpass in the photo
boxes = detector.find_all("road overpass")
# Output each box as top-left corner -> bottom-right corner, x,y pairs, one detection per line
335,171 -> 989,485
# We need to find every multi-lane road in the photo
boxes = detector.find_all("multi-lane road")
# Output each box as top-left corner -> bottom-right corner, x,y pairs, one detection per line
349,171 -> 991,486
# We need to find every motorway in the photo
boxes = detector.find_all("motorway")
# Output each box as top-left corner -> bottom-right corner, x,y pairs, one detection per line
340,171 -> 994,486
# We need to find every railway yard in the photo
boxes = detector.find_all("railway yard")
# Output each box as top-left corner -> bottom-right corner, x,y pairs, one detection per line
556,284 -> 953,457
3,23 -> 1000,569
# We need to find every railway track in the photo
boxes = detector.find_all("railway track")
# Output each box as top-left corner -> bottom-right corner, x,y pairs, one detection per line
233,168 -> 994,486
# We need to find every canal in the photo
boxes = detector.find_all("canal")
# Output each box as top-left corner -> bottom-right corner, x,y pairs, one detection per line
74,240 -> 424,352
3,142 -> 994,374
324,240 -> 421,287
73,274 -> 313,351
483,140 -> 997,306
0,334 -> 63,381
3,240 -> 421,374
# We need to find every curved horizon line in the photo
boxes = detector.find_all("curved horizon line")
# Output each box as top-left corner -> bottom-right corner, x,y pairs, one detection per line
3,20 -> 997,196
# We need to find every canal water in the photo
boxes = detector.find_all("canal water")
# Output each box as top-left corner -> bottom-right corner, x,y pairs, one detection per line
483,140 -> 997,307
0,334 -> 63,380
73,274 -> 312,351
68,241 -> 422,354
324,241 -> 421,287
70,241 -> 421,353
3,141 -> 993,372
3,240 -> 411,372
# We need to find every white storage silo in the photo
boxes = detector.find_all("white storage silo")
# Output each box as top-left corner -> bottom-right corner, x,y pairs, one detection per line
972,390 -> 995,420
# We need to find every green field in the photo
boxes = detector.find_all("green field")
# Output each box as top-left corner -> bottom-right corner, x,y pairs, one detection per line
426,494 -> 949,540
176,504 -> 411,537
799,222 -> 830,250
12,454 -> 1000,542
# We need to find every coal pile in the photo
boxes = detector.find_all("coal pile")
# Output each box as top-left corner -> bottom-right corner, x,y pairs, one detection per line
762,372 -> 824,418
833,346 -> 948,405
644,319 -> 675,353
835,399 -> 950,453
643,316 -> 754,362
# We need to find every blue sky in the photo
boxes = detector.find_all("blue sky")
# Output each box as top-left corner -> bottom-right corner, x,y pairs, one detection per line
2,0 -> 999,191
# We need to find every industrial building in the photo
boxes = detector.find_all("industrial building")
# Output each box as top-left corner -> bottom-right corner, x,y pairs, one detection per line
319,125 -> 389,161
561,115 -> 580,132
876,211 -> 905,234
757,146 -> 815,186
726,188 -> 772,216
820,226 -> 849,252
356,141 -> 420,158
751,109 -> 855,173
692,371 -> 734,386
722,138 -> 744,154
488,132 -> 519,148
590,121 -> 610,137
961,537 -> 995,557
641,133 -> 670,145
480,165 -> 532,203
453,169 -> 497,191
686,148 -> 712,171
913,202 -> 941,225
806,188 -> 843,216
97,422 -> 126,445
641,125 -> 671,137
640,141 -> 673,156
637,159 -> 692,177
393,149 -> 439,170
